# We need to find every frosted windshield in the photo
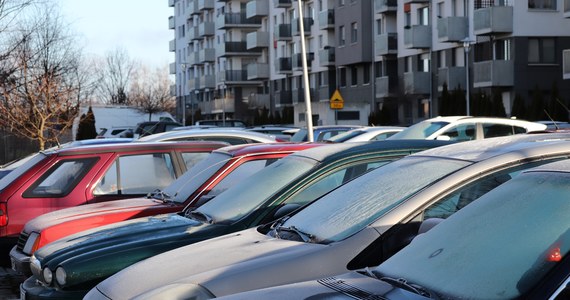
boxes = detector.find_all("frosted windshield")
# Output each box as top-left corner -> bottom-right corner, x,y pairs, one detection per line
377,172 -> 570,299
282,156 -> 470,243
197,156 -> 317,223
163,152 -> 232,203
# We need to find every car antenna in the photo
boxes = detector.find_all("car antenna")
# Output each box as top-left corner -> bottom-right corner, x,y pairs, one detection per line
543,109 -> 559,130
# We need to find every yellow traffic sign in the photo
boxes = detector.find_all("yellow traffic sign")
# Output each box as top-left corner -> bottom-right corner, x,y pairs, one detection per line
330,89 -> 344,109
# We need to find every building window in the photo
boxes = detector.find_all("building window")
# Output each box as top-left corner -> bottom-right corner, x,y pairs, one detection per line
563,49 -> 570,80
351,22 -> 358,43
339,0 -> 345,6
337,111 -> 360,121
376,19 -> 383,35
528,38 -> 555,64
528,0 -> 557,10
419,6 -> 430,25
340,68 -> 347,87
363,65 -> 370,84
351,67 -> 358,86
339,25 -> 346,46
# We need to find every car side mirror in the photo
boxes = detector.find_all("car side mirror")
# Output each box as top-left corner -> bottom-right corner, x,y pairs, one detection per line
273,203 -> 302,220
435,135 -> 451,141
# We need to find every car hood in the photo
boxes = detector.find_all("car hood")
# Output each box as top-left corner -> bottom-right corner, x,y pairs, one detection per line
23,197 -> 177,233
215,270 -> 428,300
92,226 -> 329,299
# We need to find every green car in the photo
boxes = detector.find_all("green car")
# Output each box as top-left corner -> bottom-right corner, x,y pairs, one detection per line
24,140 -> 450,299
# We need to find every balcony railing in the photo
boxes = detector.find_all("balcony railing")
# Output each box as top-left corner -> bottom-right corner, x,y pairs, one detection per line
375,0 -> 397,13
375,76 -> 391,98
198,0 -> 214,11
404,25 -> 431,49
375,33 -> 397,56
292,17 -> 313,36
438,67 -> 467,91
219,70 -> 248,83
292,52 -> 314,70
168,16 -> 175,30
565,0 -> 570,17
197,48 -> 215,64
473,60 -> 514,87
318,10 -> 334,30
199,75 -> 216,89
247,93 -> 270,109
275,57 -> 292,74
169,39 -> 176,52
216,12 -> 262,29
319,47 -> 335,66
437,17 -> 468,42
274,0 -> 292,8
246,0 -> 269,18
198,22 -> 215,38
169,62 -> 176,74
246,31 -> 270,50
474,5 -> 513,35
276,90 -> 293,105
216,41 -> 261,57
247,63 -> 270,80
275,24 -> 292,41
404,72 -> 430,95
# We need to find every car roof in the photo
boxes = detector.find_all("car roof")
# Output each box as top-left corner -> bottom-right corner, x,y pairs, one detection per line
51,141 -> 229,156
522,158 -> 570,173
213,142 -> 323,157
136,129 -> 278,142
424,116 -> 546,129
411,132 -> 570,162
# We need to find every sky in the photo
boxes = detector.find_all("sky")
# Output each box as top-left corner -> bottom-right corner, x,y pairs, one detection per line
58,0 -> 174,68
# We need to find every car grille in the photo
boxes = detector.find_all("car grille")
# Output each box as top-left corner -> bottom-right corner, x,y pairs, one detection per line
318,277 -> 386,300
15,232 -> 29,251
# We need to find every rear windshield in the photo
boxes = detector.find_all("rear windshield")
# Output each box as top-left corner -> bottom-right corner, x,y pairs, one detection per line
0,153 -> 48,191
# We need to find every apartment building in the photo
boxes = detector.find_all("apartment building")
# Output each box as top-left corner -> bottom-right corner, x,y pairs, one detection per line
169,0 -> 570,127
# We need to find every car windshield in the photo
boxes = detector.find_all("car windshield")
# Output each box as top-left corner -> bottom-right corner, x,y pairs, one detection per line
325,130 -> 364,143
389,121 -> 449,139
290,128 -> 308,142
0,152 -> 48,191
162,152 -> 232,203
195,155 -> 318,223
280,156 -> 470,243
376,171 -> 570,299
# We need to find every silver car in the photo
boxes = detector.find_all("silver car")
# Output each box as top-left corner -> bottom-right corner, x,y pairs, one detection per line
85,133 -> 570,300
136,128 -> 279,144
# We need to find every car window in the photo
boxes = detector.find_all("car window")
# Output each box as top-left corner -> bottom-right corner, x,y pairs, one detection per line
208,159 -> 277,197
93,153 -> 176,196
181,152 -> 211,170
371,132 -> 397,141
285,160 -> 390,206
24,158 -> 98,197
441,123 -> 476,141
482,123 -> 525,138
389,121 -> 449,139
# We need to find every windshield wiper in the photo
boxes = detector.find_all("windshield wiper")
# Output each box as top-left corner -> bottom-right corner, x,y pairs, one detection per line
147,189 -> 173,203
188,210 -> 213,224
379,276 -> 438,299
274,225 -> 314,243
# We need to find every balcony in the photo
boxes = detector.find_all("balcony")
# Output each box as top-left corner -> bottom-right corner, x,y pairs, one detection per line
438,67 -> 467,91
188,78 -> 199,91
292,52 -> 314,71
404,25 -> 431,49
200,98 -> 235,114
188,26 -> 199,40
169,0 -> 175,7
198,0 -> 214,11
275,57 -> 292,74
247,93 -> 270,109
473,60 -> 514,88
216,41 -> 262,57
216,12 -> 262,29
565,0 -> 570,18
169,62 -> 176,74
168,16 -> 175,30
292,18 -> 313,36
294,88 -> 319,104
375,33 -> 397,56
169,39 -> 176,52
219,70 -> 260,85
198,22 -> 215,38
188,52 -> 198,65
187,0 -> 199,16
404,72 -> 430,95
319,47 -> 335,66
247,63 -> 270,80
437,17 -> 468,43
170,84 -> 176,97
564,49 -> 570,80
246,31 -> 270,50
197,48 -> 215,64
318,10 -> 334,30
375,76 -> 392,98
274,0 -> 292,8
403,0 -> 429,3
275,24 -> 292,41
375,0 -> 397,14
199,75 -> 216,89
246,0 -> 269,18
474,6 -> 513,35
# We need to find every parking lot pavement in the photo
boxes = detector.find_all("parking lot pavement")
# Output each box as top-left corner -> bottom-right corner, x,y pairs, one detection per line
0,267 -> 26,299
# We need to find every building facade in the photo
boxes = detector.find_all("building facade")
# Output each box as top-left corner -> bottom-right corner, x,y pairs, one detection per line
169,0 -> 570,127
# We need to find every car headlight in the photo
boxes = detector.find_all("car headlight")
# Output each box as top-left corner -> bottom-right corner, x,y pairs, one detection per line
23,232 -> 40,254
42,267 -> 53,285
135,283 -> 214,300
55,267 -> 66,286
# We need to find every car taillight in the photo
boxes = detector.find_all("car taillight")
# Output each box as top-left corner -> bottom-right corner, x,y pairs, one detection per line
0,203 -> 7,226
547,245 -> 562,262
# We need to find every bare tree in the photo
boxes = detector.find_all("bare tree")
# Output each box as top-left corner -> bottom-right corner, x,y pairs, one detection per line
129,65 -> 175,120
0,4 -> 88,150
94,47 -> 136,105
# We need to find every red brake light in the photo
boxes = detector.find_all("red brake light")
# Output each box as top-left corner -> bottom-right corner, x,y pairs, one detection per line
546,245 -> 562,262
0,203 -> 7,226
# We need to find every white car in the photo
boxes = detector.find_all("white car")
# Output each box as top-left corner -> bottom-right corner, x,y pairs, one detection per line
136,129 -> 280,144
325,126 -> 405,142
388,116 -> 546,141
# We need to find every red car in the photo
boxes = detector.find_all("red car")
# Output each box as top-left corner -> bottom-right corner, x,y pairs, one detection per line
10,142 -> 320,274
0,141 -> 227,242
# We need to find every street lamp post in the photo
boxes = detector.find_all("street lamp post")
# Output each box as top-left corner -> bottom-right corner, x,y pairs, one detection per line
220,83 -> 227,127
462,39 -> 474,116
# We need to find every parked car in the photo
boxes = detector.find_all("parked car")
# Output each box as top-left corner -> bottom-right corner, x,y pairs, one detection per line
96,126 -> 135,139
84,133 -> 570,300
388,116 -> 546,141
246,125 -> 298,141
134,120 -> 182,138
325,126 -> 405,142
23,140 -> 450,299
0,141 -> 225,243
10,143 -> 314,276
223,159 -> 570,299
288,125 -> 364,142
136,128 -> 281,144
195,119 -> 247,128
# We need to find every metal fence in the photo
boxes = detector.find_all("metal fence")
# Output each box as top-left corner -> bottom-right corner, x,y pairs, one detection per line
0,131 -> 39,165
